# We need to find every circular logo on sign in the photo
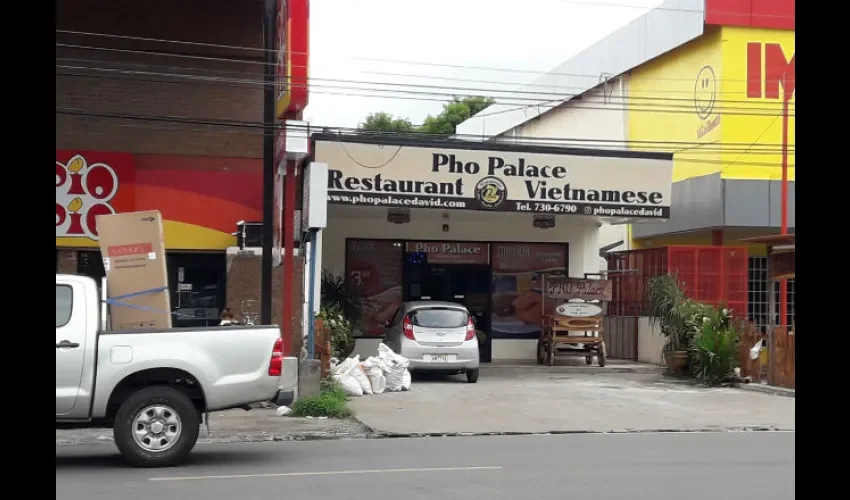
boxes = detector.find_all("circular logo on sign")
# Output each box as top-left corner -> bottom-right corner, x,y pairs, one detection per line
694,66 -> 717,119
475,176 -> 507,209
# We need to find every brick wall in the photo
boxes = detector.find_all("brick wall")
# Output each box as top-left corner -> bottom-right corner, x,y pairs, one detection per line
56,0 -> 264,158
226,251 -> 305,355
57,249 -> 78,274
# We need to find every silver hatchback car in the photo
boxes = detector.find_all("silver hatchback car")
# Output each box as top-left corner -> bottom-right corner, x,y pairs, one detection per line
383,301 -> 480,383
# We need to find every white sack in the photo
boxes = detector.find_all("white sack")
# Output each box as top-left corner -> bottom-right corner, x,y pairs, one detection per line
350,361 -> 374,395
332,373 -> 363,397
377,343 -> 410,370
362,361 -> 387,394
334,357 -> 358,376
749,341 -> 763,361
276,405 -> 292,417
367,372 -> 387,394
402,369 -> 412,391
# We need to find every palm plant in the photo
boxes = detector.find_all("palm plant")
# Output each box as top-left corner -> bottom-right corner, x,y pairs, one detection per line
646,274 -> 691,351
690,312 -> 739,385
320,270 -> 370,326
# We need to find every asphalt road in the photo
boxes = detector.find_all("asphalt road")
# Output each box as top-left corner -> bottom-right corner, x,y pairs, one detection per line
56,431 -> 794,500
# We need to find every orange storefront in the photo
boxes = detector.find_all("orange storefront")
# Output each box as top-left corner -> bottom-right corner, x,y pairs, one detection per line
56,150 -> 263,327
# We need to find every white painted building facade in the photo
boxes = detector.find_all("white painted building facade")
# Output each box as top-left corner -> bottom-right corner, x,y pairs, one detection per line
490,77 -> 634,270
311,134 -> 673,362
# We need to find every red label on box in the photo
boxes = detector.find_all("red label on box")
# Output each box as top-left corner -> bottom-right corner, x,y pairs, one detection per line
107,243 -> 154,257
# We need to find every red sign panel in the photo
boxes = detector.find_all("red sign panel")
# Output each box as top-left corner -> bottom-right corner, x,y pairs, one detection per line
276,0 -> 309,117
405,241 -> 490,265
56,151 -> 135,241
746,42 -> 795,100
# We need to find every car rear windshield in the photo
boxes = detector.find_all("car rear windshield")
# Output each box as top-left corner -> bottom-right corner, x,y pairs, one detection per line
409,308 -> 468,328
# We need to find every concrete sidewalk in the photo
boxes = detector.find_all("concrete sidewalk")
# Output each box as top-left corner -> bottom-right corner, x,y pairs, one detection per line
350,368 -> 796,436
56,409 -> 369,446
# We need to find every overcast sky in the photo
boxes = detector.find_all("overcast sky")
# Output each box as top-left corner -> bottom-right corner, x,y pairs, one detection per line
304,0 -> 661,129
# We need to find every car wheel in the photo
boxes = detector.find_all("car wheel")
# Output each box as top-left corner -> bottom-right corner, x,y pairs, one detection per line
113,386 -> 200,468
466,369 -> 479,384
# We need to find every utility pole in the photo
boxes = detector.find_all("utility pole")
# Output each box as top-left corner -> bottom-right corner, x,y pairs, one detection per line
778,74 -> 790,327
260,0 -> 277,325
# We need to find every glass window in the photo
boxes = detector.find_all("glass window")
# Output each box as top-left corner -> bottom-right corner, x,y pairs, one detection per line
409,308 -> 468,328
56,285 -> 73,328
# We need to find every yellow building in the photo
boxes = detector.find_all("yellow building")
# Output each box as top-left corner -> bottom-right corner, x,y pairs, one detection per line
627,25 -> 795,251
626,12 -> 794,328
456,1 -> 795,330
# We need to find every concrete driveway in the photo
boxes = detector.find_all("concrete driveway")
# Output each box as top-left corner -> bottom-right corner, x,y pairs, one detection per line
350,366 -> 795,435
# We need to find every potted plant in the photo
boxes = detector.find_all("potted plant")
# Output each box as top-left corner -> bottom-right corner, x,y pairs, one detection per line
320,270 -> 370,356
646,274 -> 694,374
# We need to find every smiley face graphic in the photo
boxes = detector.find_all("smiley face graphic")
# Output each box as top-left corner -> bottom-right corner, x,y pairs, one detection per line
694,66 -> 717,120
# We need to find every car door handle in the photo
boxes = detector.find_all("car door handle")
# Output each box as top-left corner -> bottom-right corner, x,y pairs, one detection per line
56,340 -> 80,349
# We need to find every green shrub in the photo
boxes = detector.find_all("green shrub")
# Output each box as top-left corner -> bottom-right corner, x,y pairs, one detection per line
689,312 -> 739,385
290,381 -> 353,418
317,305 -> 354,358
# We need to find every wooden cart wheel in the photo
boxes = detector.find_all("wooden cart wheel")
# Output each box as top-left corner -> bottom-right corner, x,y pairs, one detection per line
546,339 -> 555,366
536,339 -> 546,365
597,342 -> 607,367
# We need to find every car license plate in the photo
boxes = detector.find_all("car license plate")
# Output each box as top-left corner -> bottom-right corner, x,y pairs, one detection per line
428,354 -> 452,362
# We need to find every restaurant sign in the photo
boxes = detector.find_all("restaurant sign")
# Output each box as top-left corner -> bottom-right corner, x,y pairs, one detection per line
545,277 -> 612,302
313,136 -> 673,218
405,241 -> 489,265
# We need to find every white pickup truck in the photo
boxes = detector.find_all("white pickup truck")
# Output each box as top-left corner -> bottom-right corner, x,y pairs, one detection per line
56,274 -> 285,467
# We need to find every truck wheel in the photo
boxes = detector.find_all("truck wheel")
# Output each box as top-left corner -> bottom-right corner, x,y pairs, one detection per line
113,386 -> 200,468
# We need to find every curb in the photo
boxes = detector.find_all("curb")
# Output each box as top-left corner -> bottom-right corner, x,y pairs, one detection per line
481,366 -> 664,375
352,418 -> 792,439
363,427 -> 794,439
734,383 -> 795,398
57,425 -> 793,447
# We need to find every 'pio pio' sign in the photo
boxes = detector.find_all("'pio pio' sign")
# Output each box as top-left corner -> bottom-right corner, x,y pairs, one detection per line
56,151 -> 135,241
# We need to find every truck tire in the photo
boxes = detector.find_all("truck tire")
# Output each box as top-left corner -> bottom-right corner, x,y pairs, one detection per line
113,386 -> 200,468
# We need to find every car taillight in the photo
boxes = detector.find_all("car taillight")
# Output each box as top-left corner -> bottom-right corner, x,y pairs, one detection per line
465,317 -> 476,341
268,337 -> 283,376
403,315 -> 415,340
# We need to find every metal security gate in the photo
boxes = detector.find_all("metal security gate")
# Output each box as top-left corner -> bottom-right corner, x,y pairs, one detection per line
603,315 -> 637,360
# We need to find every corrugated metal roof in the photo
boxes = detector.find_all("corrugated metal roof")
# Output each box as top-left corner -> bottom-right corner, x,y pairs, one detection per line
454,0 -> 706,140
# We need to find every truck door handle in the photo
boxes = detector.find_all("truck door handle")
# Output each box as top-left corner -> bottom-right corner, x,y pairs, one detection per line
56,340 -> 80,349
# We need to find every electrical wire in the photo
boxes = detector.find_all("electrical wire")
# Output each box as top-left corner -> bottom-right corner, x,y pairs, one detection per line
54,55 -> 795,107
54,37 -> 789,85
55,108 -> 795,165
56,65 -> 793,118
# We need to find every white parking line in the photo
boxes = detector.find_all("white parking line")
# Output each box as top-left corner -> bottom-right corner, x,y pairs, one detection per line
149,465 -> 504,482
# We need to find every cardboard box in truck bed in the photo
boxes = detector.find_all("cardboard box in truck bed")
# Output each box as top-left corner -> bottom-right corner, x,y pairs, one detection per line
96,210 -> 172,330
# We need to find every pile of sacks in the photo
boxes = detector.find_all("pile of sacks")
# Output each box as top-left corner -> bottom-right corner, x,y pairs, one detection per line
330,343 -> 411,397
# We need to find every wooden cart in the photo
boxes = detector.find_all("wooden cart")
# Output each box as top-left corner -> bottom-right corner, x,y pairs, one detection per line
535,276 -> 610,367
537,313 -> 606,366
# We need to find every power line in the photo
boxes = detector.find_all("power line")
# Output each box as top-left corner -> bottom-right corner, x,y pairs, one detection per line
55,36 -> 793,85
55,55 -> 796,107
55,109 -> 796,163
56,65 -> 794,118
55,0 -> 796,64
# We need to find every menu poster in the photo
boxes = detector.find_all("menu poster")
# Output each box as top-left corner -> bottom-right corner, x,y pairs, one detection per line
345,239 -> 403,336
490,243 -> 567,339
